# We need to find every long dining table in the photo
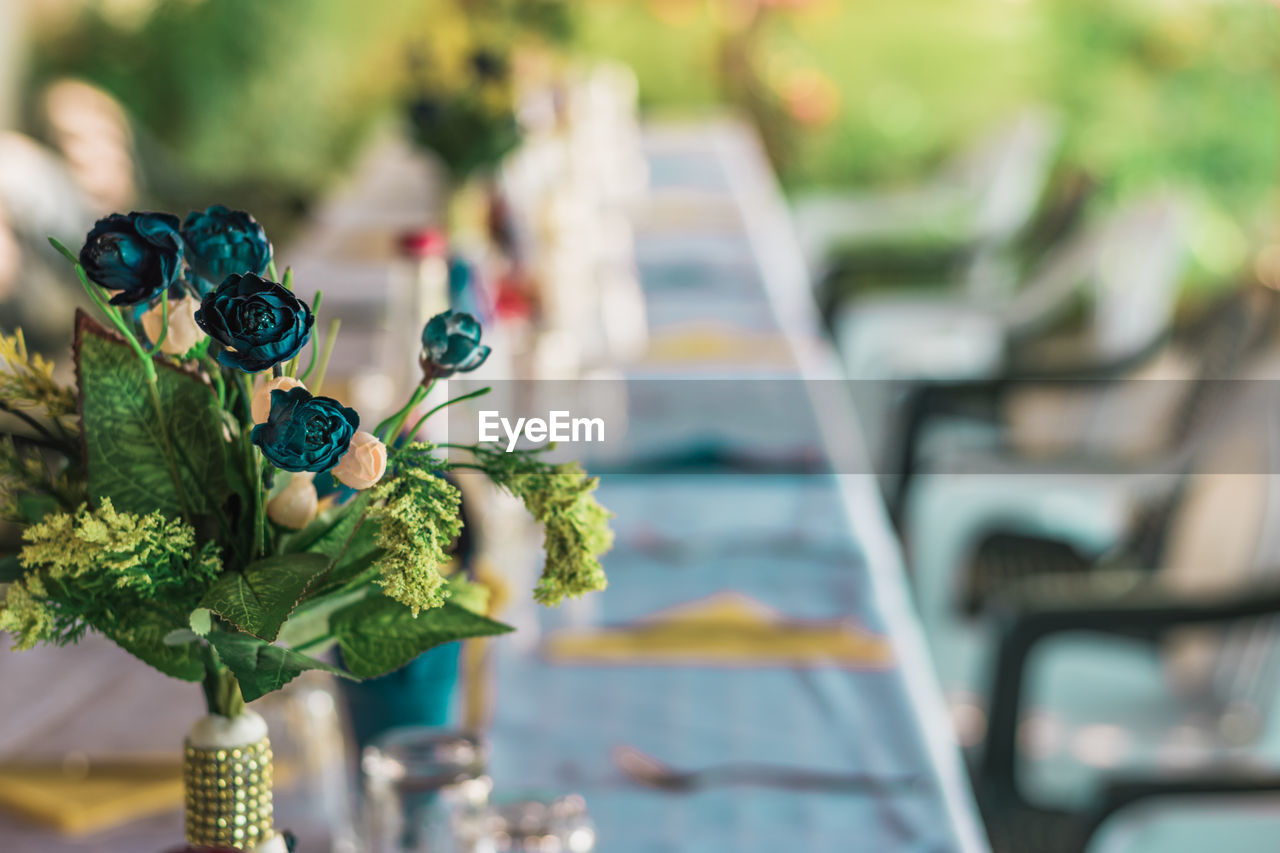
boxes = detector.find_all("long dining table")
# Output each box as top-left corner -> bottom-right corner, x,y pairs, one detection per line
480,119 -> 989,852
0,118 -> 987,853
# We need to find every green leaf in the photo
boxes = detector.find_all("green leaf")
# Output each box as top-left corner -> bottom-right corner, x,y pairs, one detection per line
0,554 -> 24,583
16,494 -> 61,525
103,613 -> 206,682
207,630 -> 351,703
330,594 -> 512,679
276,587 -> 368,651
199,553 -> 329,641
163,628 -> 199,646
189,607 -> 212,636
447,575 -> 491,616
289,493 -> 384,600
290,492 -> 372,556
75,313 -> 229,520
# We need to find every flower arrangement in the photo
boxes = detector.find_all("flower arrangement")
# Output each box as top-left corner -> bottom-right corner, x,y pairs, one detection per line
0,203 -> 611,720
406,37 -> 522,183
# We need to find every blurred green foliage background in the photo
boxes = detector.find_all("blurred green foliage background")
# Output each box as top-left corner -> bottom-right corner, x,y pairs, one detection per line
22,0 -> 1280,279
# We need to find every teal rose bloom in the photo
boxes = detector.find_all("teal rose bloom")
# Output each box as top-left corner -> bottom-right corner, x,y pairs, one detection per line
79,212 -> 183,305
195,273 -> 313,373
420,309 -> 491,380
182,205 -> 272,294
251,386 -> 358,472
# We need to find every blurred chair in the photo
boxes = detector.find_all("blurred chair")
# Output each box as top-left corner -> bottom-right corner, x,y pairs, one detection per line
841,194 -> 1185,488
902,288 -> 1272,692
907,340 -> 1280,852
890,282 -> 1267,527
838,194 -> 1184,382
794,108 -> 1061,314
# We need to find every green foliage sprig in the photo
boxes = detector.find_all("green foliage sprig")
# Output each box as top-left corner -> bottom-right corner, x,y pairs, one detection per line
0,499 -> 221,651
368,444 -> 463,615
454,445 -> 612,605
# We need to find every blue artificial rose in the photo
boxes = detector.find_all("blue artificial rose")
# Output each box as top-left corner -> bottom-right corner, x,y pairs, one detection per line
78,212 -> 184,305
182,205 -> 272,293
251,386 -> 358,472
195,273 -> 314,373
420,309 -> 491,380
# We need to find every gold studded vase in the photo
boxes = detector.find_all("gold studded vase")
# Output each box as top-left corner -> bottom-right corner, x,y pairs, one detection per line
183,710 -> 288,853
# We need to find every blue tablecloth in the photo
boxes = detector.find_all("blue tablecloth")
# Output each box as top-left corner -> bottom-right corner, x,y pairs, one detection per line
486,122 -> 986,852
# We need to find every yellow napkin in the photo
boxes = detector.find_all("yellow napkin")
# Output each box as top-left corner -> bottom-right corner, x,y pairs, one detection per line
642,326 -> 797,368
544,592 -> 894,669
0,756 -> 182,836
0,755 -> 296,836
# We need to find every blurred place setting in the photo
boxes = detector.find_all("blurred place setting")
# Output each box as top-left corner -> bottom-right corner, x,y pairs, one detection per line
1,1 -> 1279,852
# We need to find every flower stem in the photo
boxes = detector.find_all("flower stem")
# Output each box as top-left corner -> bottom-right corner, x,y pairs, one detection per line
376,381 -> 431,443
68,257 -> 157,384
291,291 -> 323,380
153,290 -> 170,351
202,356 -> 227,407
311,318 -> 341,393
236,372 -> 266,558
201,645 -> 246,718
395,386 -> 490,451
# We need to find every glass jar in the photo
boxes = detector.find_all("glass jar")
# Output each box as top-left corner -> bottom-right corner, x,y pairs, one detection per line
360,728 -> 491,853
457,794 -> 596,853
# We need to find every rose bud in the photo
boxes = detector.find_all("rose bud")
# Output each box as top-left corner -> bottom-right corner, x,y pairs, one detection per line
420,309 -> 491,382
79,211 -> 183,305
141,294 -> 204,356
181,205 -> 272,294
250,385 -> 358,473
252,375 -> 306,424
331,430 -> 387,490
195,273 -> 314,373
267,472 -> 318,529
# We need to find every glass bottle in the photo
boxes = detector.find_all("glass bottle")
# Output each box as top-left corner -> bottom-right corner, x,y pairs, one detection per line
360,727 -> 491,853
382,228 -> 450,402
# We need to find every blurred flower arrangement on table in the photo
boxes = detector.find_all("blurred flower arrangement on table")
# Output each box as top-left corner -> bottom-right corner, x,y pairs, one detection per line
406,41 -> 522,187
0,204 -> 611,851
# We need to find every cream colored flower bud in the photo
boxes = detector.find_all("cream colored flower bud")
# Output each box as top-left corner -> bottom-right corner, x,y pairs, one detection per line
141,295 -> 203,356
252,376 -> 306,424
267,472 -> 318,530
331,431 -> 387,490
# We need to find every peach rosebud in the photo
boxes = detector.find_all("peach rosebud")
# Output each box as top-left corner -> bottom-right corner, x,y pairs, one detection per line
252,376 -> 306,424
267,472 -> 318,530
141,295 -> 204,356
331,430 -> 387,490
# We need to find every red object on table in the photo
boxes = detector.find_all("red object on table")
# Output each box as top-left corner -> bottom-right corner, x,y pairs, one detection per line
397,227 -> 448,259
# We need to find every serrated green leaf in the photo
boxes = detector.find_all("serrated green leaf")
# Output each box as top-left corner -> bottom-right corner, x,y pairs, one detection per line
208,630 -> 352,702
199,553 -> 329,641
290,492 -> 372,556
330,594 -> 512,679
75,313 -> 229,520
289,492 -> 384,600
104,613 -> 206,681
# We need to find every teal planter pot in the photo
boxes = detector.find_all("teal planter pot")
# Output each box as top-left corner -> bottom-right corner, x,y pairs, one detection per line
340,642 -> 463,749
